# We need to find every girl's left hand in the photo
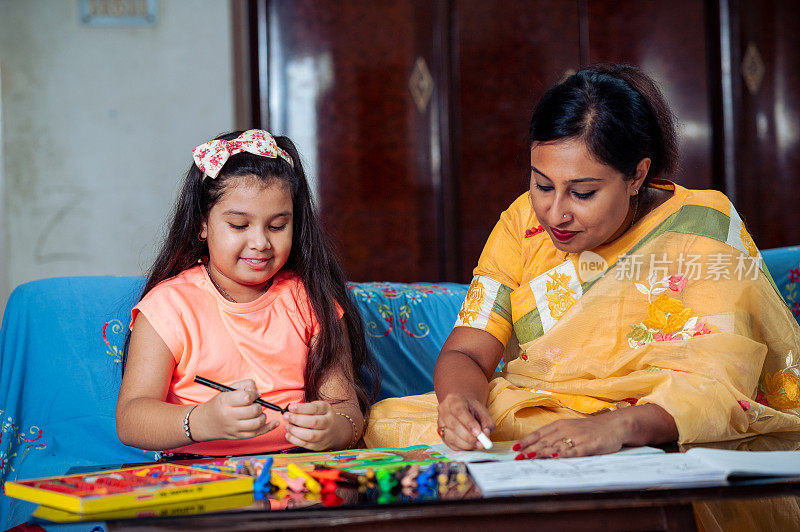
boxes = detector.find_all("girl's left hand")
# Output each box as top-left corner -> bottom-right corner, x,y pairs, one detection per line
514,415 -> 626,459
283,401 -> 344,451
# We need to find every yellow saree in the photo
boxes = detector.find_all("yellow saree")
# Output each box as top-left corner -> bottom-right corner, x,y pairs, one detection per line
365,181 -> 800,447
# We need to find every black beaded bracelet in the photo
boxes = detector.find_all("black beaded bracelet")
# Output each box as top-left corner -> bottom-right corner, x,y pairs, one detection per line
183,405 -> 198,442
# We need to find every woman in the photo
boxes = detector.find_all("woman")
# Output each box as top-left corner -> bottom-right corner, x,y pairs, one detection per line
365,64 -> 800,458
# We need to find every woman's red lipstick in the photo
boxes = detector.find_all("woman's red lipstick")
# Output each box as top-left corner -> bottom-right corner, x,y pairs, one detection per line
550,227 -> 579,242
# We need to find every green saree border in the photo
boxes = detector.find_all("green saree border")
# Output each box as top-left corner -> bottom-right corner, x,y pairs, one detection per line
511,202 -> 778,344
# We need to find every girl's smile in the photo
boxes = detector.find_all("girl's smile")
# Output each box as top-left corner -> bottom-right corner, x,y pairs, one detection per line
242,257 -> 272,268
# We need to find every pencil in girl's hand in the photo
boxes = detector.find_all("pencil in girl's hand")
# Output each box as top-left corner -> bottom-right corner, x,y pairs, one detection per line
194,376 -> 288,413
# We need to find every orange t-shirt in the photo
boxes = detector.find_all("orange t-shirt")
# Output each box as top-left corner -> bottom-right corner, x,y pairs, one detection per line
131,265 -> 320,455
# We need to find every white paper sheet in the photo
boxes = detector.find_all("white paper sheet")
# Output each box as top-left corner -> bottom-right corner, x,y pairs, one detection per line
466,448 -> 800,496
430,441 -> 664,463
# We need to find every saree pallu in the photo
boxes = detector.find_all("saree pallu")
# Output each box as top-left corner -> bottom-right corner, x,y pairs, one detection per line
365,182 -> 800,447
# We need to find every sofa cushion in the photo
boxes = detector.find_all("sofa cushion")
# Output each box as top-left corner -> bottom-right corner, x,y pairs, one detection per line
0,276 -> 160,527
762,246 -> 800,324
349,282 -> 468,400
0,276 -> 467,527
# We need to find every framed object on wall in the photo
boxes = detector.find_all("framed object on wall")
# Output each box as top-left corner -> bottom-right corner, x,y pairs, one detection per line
79,0 -> 157,27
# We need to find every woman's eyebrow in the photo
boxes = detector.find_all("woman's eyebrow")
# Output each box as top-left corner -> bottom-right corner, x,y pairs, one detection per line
531,166 -> 602,184
531,165 -> 550,179
568,177 -> 602,184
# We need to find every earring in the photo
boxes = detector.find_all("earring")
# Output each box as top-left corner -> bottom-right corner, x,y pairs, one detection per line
198,235 -> 206,242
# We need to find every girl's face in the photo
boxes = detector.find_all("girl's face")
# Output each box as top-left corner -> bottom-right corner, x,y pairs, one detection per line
530,139 -> 648,254
200,176 -> 293,302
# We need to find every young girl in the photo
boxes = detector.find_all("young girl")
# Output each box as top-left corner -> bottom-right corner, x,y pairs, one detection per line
116,129 -> 377,455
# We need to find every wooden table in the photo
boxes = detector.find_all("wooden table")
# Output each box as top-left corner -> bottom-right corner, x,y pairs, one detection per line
106,476 -> 800,531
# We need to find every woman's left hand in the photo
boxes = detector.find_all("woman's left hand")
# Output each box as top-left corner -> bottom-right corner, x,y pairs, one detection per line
514,415 -> 627,459
283,401 -> 349,451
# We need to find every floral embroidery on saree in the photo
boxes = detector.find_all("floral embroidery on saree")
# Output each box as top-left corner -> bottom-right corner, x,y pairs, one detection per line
525,225 -> 545,238
458,279 -> 485,326
627,273 -> 713,349
544,271 -> 576,319
757,352 -> 800,410
740,226 -> 759,258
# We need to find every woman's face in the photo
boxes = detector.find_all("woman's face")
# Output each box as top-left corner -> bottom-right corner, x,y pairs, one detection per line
529,139 -> 648,254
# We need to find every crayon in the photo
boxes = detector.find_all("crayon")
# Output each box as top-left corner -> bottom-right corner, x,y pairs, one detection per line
194,376 -> 287,413
270,471 -> 288,490
253,457 -> 273,496
476,431 -> 493,450
287,463 -> 321,494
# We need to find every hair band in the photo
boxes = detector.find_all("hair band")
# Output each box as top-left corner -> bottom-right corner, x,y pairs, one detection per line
192,129 -> 293,179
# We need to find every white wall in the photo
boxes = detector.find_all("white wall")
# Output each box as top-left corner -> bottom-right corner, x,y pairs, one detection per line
0,0 -> 235,319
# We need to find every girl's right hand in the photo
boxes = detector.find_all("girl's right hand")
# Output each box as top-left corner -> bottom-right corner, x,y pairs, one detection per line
437,393 -> 495,450
192,380 -> 279,441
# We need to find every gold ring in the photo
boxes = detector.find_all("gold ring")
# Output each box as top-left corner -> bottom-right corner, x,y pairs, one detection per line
562,437 -> 574,448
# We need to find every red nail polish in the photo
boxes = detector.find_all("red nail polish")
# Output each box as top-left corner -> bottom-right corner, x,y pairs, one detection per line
526,452 -> 537,459
512,443 -> 521,451
514,453 -> 525,460
551,452 -> 559,458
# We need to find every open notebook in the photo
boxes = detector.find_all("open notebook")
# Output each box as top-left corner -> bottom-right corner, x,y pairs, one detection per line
467,448 -> 800,496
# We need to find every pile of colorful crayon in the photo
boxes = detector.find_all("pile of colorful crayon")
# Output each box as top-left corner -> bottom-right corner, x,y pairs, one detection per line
356,462 -> 470,504
189,458 -> 472,506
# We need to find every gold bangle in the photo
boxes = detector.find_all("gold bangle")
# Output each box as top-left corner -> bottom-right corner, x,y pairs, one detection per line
335,411 -> 360,449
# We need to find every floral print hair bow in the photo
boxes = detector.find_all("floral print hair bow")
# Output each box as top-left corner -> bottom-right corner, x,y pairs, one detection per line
192,129 -> 293,179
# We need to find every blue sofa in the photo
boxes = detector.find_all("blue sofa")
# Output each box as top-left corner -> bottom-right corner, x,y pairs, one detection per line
2,247 -> 799,528
0,276 -> 466,528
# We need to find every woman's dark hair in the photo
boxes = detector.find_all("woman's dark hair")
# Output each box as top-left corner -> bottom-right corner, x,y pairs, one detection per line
529,64 -> 679,181
124,131 -> 378,417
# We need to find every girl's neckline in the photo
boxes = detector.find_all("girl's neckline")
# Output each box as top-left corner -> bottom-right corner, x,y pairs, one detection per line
202,262 -> 276,305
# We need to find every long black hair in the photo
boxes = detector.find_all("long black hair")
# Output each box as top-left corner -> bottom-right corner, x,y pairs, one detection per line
125,131 -> 378,417
529,64 -> 679,182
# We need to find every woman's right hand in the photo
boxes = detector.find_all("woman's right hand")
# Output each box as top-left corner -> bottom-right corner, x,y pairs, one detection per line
437,392 -> 495,450
192,379 -> 279,441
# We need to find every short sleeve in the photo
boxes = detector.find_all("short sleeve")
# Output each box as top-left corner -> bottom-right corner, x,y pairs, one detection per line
131,289 -> 187,365
454,194 -> 529,346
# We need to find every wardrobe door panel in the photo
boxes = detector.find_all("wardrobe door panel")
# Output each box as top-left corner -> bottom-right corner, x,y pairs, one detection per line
268,0 -> 444,282
733,0 -> 800,249
587,0 -> 713,191
453,0 -> 582,281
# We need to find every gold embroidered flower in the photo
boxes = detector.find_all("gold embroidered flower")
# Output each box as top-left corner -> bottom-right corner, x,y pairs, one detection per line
545,272 -> 576,319
643,294 -> 692,333
643,303 -> 668,330
740,226 -> 758,258
547,292 -> 576,319
653,293 -> 684,314
458,279 -> 485,325
664,307 -> 693,333
763,371 -> 800,410
546,271 -> 572,292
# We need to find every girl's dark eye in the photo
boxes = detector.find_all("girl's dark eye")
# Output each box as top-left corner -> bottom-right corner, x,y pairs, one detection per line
269,224 -> 288,231
572,191 -> 596,200
228,223 -> 247,230
534,183 -> 553,192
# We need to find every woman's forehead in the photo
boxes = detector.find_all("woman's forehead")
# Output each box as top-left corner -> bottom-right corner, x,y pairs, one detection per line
531,141 -> 621,182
